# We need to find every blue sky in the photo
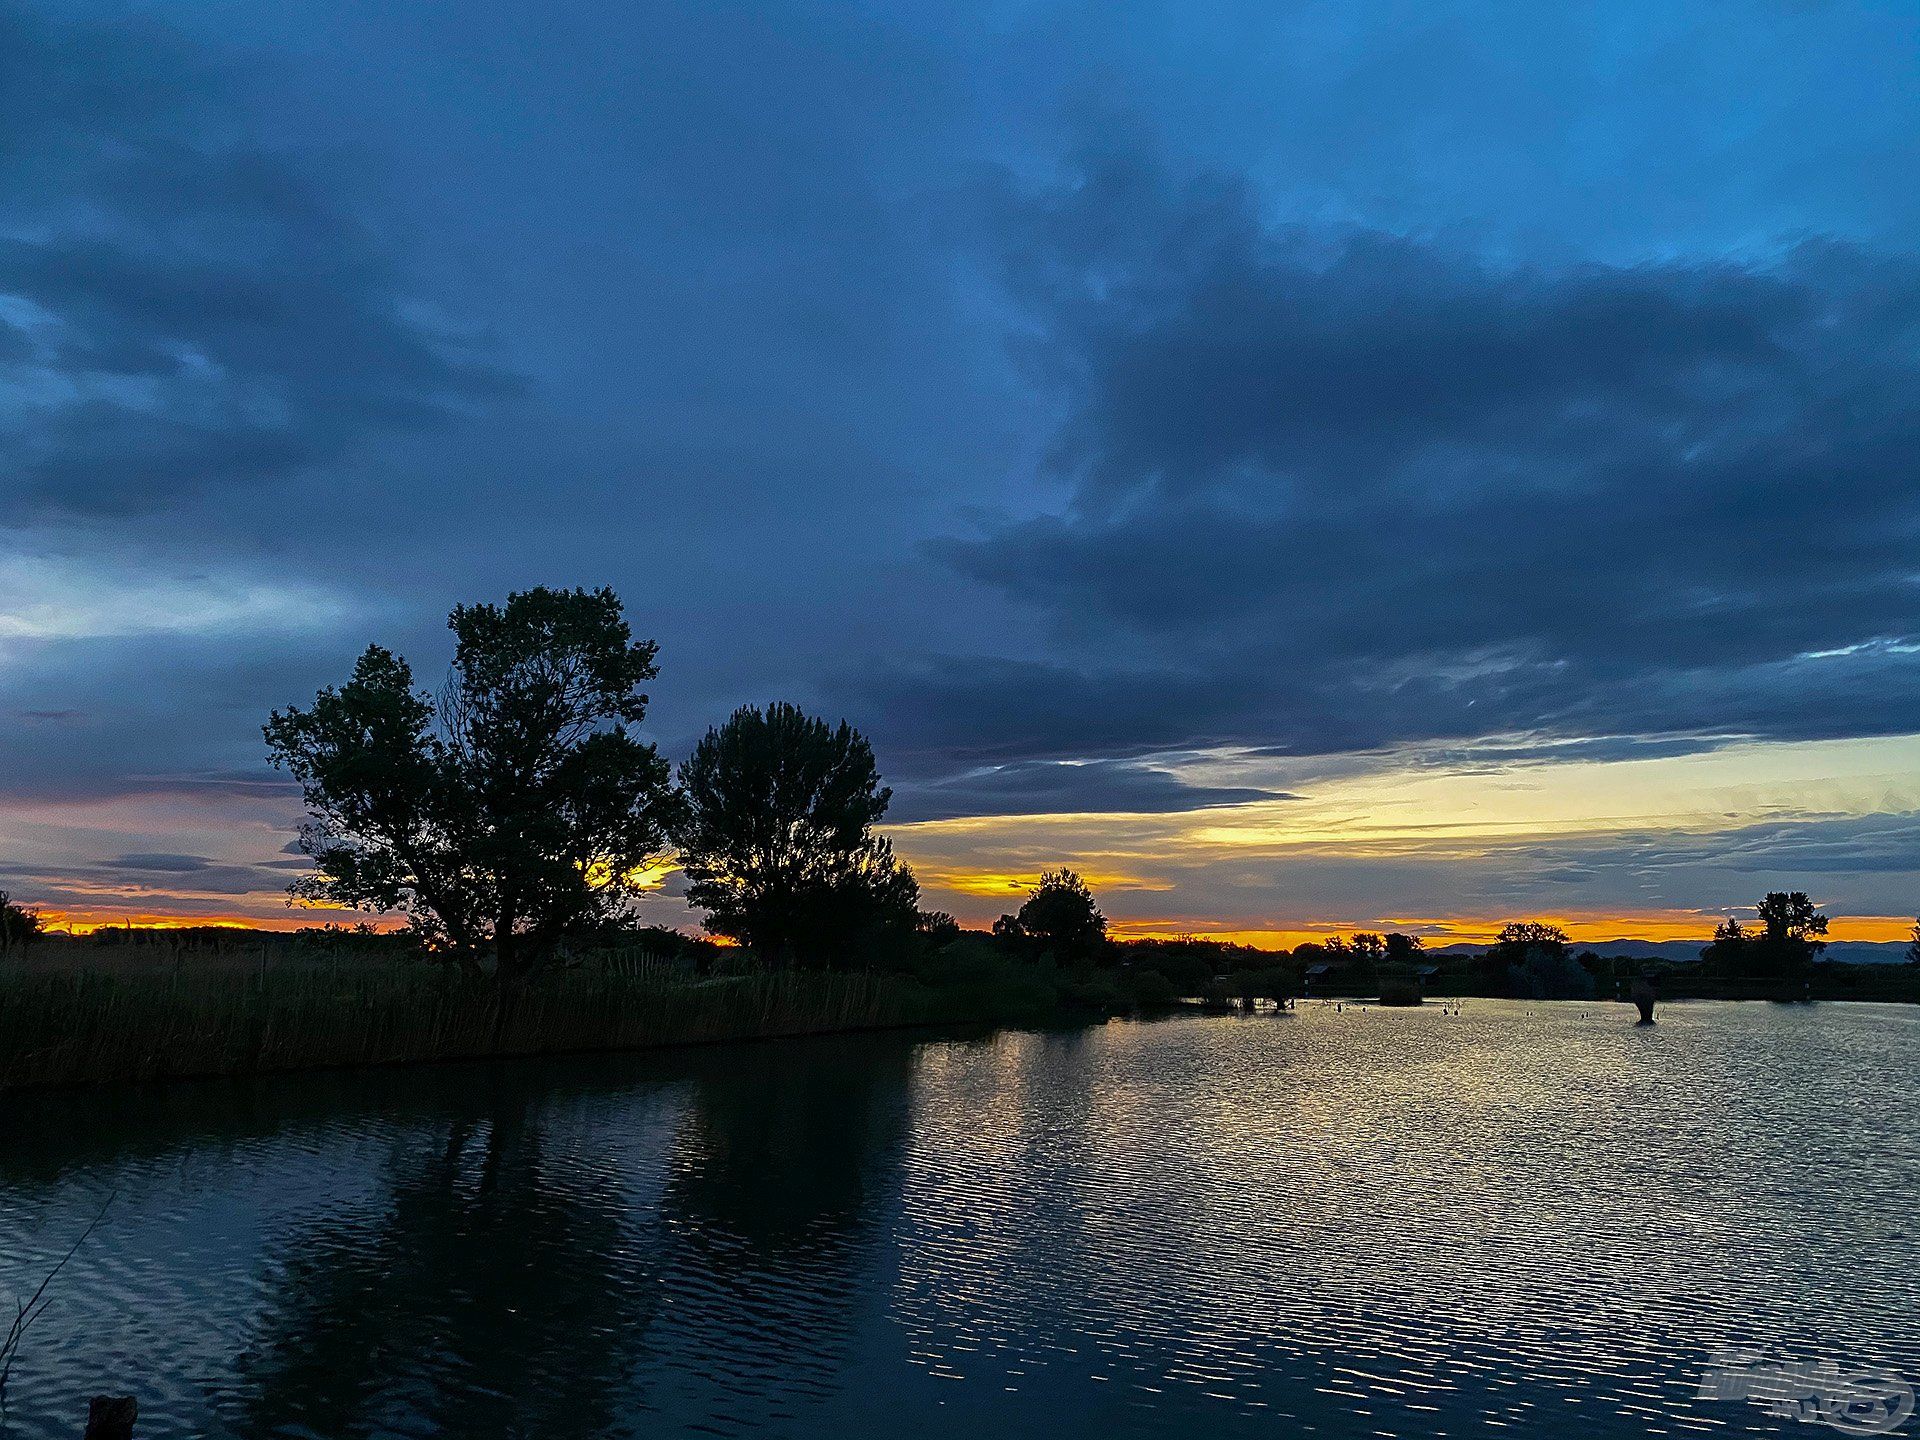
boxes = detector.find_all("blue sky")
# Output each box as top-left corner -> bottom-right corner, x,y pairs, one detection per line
3,0 -> 1919,939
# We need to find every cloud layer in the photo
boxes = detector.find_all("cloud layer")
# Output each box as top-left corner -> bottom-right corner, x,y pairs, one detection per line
0,3 -> 513,522
913,154 -> 1920,776
3,0 -> 1919,931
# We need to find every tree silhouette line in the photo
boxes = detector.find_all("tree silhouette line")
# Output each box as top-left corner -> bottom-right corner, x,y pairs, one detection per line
262,586 -> 958,982
8,584 -> 1916,993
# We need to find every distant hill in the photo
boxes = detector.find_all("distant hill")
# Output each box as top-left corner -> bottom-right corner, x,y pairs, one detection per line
1427,939 -> 1914,966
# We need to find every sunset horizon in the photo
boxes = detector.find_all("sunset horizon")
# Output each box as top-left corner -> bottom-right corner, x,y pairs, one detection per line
7,4 -> 1920,1437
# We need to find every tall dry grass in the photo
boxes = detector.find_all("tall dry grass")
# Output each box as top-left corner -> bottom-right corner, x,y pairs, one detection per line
0,948 -> 949,1092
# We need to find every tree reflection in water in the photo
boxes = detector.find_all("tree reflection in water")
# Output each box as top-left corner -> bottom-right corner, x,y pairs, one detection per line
230,1036 -> 919,1439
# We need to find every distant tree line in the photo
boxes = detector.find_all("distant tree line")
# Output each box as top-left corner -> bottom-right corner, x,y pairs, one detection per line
247,589 -> 1920,996
12,586 -> 1915,1004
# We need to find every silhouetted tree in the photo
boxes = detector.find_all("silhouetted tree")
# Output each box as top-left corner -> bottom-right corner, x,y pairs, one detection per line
675,702 -> 922,966
1908,917 -> 1920,967
1480,921 -> 1569,992
1516,947 -> 1596,999
0,890 -> 41,953
994,869 -> 1107,964
1491,921 -> 1570,959
1383,932 -> 1425,963
916,910 -> 962,949
1757,891 -> 1828,950
264,587 -> 676,982
1700,917 -> 1752,974
1339,931 -> 1384,984
1749,890 -> 1828,975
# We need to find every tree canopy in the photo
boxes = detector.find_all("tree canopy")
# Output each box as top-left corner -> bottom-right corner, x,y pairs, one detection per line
995,869 -> 1108,963
264,586 -> 675,980
1700,894 -> 1831,976
1383,932 -> 1425,962
1756,891 -> 1828,950
675,702 -> 922,966
1493,921 -> 1570,955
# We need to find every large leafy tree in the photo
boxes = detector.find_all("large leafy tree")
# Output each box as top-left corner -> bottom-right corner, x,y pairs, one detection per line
264,587 -> 675,981
1383,932 -> 1425,963
1756,891 -> 1828,951
1750,890 -> 1829,975
1490,921 -> 1570,959
994,869 -> 1107,964
1478,920 -> 1570,992
675,702 -> 921,966
1701,895 -> 1831,978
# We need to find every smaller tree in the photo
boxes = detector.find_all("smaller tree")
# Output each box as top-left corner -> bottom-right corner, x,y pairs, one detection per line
0,890 -> 42,953
676,702 -> 921,967
995,869 -> 1107,964
1907,917 -> 1920,967
1700,917 -> 1751,974
1482,921 -> 1569,993
917,910 -> 962,949
1383,932 -> 1425,963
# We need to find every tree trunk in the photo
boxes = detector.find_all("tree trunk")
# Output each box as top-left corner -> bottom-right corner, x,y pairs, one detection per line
494,911 -> 519,983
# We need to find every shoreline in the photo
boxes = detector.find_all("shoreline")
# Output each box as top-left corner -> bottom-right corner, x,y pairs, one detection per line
5,960 -> 1915,1098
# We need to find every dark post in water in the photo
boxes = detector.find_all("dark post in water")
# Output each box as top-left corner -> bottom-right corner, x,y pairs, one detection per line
83,1396 -> 136,1440
1629,974 -> 1658,1025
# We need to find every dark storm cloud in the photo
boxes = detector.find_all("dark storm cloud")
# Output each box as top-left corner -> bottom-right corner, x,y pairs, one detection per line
0,628 -> 344,802
91,862 -> 281,897
1529,813 -> 1920,880
846,656 -> 1277,772
0,2 -> 514,519
4,0 -> 1920,862
909,153 -> 1920,767
889,756 -> 1296,824
110,853 -> 213,873
0,852 -> 288,899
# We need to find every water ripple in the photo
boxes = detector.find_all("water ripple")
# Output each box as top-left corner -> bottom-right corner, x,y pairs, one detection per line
0,1002 -> 1914,1438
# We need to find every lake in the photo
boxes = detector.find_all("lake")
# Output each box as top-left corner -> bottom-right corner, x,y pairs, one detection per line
2,1001 -> 1917,1439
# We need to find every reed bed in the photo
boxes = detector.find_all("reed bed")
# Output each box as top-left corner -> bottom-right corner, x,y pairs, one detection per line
0,950 -> 956,1092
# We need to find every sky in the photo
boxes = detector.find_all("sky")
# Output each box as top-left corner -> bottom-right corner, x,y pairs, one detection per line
3,0 -> 1920,943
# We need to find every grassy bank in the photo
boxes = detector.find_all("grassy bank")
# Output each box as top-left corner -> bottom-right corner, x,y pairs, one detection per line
0,950 -> 993,1093
0,931 -> 1166,1092
16,931 -> 1909,1093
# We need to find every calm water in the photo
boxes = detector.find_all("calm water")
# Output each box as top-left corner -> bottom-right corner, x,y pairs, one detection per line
2,1001 -> 1917,1439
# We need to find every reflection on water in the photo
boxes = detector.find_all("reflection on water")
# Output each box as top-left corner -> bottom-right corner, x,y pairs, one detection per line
2,1002 -> 1917,1439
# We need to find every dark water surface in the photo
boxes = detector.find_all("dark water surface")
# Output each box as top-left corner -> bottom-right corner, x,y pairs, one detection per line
2,1001 -> 1917,1439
